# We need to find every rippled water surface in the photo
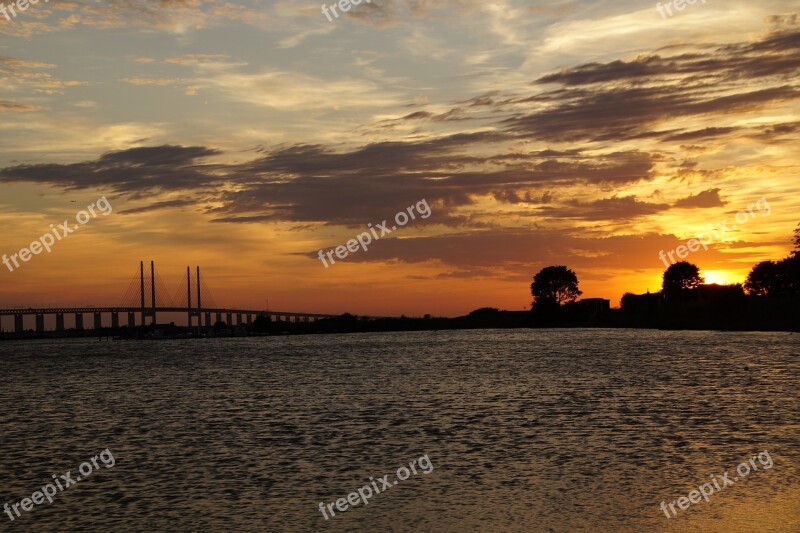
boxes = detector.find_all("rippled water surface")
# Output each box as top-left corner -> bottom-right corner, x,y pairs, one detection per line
0,329 -> 798,532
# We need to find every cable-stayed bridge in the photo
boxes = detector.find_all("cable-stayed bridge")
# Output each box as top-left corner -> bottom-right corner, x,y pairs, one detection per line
0,261 -> 342,333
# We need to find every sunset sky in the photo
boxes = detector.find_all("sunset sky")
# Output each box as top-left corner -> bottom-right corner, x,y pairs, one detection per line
1,0 -> 798,317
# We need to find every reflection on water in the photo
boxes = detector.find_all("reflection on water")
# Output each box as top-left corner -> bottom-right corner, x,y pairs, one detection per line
0,329 -> 798,532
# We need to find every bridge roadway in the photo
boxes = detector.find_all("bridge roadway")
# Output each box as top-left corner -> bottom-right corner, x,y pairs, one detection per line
0,307 -> 349,333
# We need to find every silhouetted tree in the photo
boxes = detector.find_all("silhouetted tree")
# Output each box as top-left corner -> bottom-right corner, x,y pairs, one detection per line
745,261 -> 786,296
780,254 -> 800,295
662,262 -> 704,296
794,222 -> 800,254
743,223 -> 800,297
530,266 -> 582,308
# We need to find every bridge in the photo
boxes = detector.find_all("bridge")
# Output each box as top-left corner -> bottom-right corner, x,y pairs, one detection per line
0,261 -> 344,333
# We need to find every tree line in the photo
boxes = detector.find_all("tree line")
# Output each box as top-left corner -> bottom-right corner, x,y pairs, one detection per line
530,223 -> 800,309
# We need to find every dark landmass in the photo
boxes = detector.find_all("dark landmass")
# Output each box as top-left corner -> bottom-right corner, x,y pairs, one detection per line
2,288 -> 798,341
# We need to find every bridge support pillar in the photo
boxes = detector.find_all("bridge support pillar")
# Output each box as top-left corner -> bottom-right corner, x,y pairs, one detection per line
226,313 -> 233,327
236,313 -> 242,326
247,314 -> 252,325
94,312 -> 102,330
128,312 -> 136,328
215,312 -> 222,325
75,313 -> 84,330
36,314 -> 45,333
56,313 -> 65,332
205,312 -> 211,327
111,312 -> 119,329
14,314 -> 23,333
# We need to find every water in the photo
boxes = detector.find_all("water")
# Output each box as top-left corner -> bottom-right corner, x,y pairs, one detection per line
0,329 -> 798,532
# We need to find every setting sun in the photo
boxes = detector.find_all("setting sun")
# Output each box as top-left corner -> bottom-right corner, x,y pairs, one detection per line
702,271 -> 736,286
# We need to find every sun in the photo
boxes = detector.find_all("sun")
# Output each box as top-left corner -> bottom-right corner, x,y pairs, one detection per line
703,270 -> 732,286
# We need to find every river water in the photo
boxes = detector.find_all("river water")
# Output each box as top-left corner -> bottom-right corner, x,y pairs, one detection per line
0,329 -> 798,532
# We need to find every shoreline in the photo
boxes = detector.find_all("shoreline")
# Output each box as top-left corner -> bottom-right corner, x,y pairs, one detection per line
2,314 -> 798,342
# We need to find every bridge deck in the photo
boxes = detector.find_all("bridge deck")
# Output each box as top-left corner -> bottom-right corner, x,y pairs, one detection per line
0,307 -> 335,317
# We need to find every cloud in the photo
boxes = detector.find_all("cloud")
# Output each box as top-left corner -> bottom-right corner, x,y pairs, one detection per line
194,68 -> 402,111
674,188 -> 727,208
0,100 -> 43,113
539,195 -> 671,221
536,30 -> 800,86
120,77 -> 183,86
512,28 -> 800,143
0,56 -> 86,95
0,0 -> 271,36
661,127 -> 740,142
308,227 -> 733,274
0,23 -> 795,238
0,145 -> 222,194
120,198 -> 197,214
163,54 -> 232,65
